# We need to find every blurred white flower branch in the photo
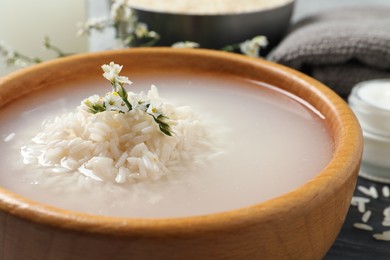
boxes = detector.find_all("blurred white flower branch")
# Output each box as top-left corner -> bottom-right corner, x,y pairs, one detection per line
0,0 -> 267,70
0,37 -> 73,68
78,0 -> 160,48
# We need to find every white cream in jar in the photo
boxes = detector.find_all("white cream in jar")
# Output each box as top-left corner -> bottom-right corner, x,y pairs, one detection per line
349,79 -> 390,182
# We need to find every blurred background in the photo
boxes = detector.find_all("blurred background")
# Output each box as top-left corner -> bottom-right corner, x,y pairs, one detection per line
0,0 -> 88,76
1,0 -> 389,76
1,0 -> 390,76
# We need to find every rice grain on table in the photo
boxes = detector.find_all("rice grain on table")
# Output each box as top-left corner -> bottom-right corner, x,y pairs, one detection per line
382,207 -> 390,227
373,231 -> 390,241
357,185 -> 378,199
370,186 -> 379,199
351,196 -> 370,206
383,186 -> 390,197
351,196 -> 370,213
353,223 -> 374,231
383,207 -> 390,217
362,210 -> 372,223
351,185 -> 390,241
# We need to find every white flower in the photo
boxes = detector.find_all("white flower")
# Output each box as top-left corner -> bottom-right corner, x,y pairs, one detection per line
147,31 -> 159,39
239,36 -> 268,58
130,93 -> 148,111
104,92 -> 128,112
12,58 -> 28,68
117,75 -> 132,86
77,17 -> 108,36
0,41 -> 29,68
80,95 -> 105,113
110,0 -> 133,23
0,41 -> 12,56
102,62 -> 132,87
147,85 -> 160,100
146,100 -> 163,118
102,62 -> 122,82
172,41 -> 200,48
134,23 -> 149,38
88,94 -> 104,106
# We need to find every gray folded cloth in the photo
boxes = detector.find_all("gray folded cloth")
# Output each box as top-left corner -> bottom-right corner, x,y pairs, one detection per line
267,7 -> 390,99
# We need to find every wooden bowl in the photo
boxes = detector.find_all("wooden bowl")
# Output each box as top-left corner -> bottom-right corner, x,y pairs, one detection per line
0,48 -> 362,259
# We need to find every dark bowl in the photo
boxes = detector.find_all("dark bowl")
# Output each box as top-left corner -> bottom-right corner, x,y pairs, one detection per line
130,1 -> 295,51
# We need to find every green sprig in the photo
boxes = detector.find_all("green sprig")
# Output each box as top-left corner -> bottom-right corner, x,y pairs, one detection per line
153,115 -> 173,137
83,62 -> 173,137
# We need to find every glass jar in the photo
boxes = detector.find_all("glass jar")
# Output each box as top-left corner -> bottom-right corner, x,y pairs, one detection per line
349,79 -> 390,183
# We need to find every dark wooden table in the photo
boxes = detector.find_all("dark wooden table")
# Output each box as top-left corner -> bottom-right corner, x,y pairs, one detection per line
325,177 -> 390,259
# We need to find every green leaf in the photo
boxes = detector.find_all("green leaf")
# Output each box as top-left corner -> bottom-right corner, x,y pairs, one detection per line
153,115 -> 173,136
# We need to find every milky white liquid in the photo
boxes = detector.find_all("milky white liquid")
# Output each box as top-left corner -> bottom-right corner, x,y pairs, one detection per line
0,72 -> 332,218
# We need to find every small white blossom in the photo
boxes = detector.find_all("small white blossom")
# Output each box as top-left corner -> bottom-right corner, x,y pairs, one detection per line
147,31 -> 159,38
0,41 -> 29,68
239,36 -> 268,58
134,23 -> 149,38
102,62 -> 123,81
117,75 -> 132,86
147,85 -> 160,100
77,17 -> 108,36
104,92 -> 128,112
102,62 -> 133,87
80,95 -> 105,113
75,0 -> 159,48
87,95 -> 104,106
110,0 -> 133,23
146,100 -> 163,118
0,41 -> 12,56
130,92 -> 148,111
132,23 -> 158,40
172,41 -> 200,48
12,58 -> 28,68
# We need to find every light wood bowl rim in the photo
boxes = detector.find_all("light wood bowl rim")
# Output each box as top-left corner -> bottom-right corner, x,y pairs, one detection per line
0,47 -> 362,237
